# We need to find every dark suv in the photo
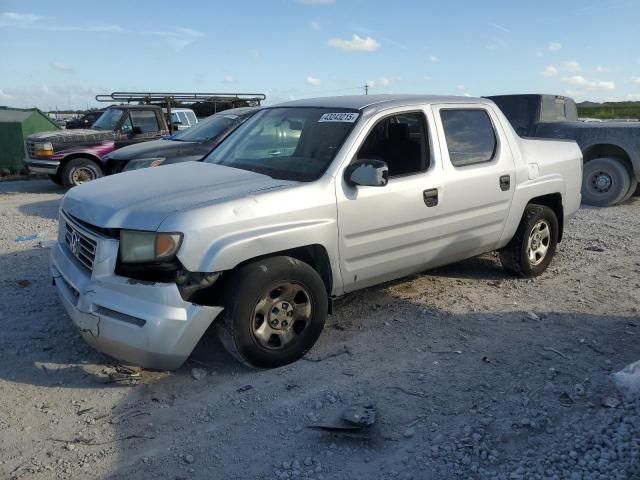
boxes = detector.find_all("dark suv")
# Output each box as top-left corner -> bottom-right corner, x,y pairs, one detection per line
104,107 -> 259,173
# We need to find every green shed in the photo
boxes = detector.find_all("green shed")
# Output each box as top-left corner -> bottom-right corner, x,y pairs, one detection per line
0,107 -> 60,173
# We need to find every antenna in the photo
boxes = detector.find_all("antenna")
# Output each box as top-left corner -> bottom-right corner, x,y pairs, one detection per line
363,84 -> 369,95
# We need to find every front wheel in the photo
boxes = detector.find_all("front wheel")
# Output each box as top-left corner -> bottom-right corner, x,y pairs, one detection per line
499,204 -> 559,278
61,158 -> 103,188
48,173 -> 63,186
217,256 -> 328,368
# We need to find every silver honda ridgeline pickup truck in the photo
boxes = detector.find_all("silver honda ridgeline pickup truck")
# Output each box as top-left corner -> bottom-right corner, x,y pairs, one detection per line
51,95 -> 582,370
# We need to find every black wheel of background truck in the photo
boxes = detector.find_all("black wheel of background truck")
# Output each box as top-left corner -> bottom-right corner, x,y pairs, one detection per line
48,173 -> 63,186
61,158 -> 103,188
499,204 -> 559,278
581,157 -> 631,207
216,256 -> 328,368
621,175 -> 638,203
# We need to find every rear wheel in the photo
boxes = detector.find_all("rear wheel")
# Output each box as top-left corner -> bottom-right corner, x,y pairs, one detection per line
500,204 -> 559,278
61,158 -> 103,188
620,175 -> 638,203
581,157 -> 631,207
217,256 -> 328,368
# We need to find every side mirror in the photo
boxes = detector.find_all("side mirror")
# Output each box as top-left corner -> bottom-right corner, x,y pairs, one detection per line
345,159 -> 389,187
131,126 -> 143,135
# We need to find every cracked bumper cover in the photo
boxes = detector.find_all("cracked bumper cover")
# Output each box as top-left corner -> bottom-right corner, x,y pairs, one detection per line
50,240 -> 223,370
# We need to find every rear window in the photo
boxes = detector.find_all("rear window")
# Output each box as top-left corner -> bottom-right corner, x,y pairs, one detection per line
441,110 -> 497,167
541,97 -> 567,122
130,110 -> 160,133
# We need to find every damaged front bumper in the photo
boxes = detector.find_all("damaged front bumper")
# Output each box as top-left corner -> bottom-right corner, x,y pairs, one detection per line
50,229 -> 223,370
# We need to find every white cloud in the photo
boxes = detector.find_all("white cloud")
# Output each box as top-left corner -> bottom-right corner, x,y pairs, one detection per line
145,27 -> 203,51
328,34 -> 380,52
364,76 -> 400,89
305,76 -> 321,86
541,65 -> 558,77
51,62 -> 74,73
0,12 -> 42,25
562,60 -> 581,72
561,75 -> 615,91
536,51 -> 544,58
457,85 -> 465,90
310,20 -> 321,31
0,13 -> 122,32
0,84 -> 106,110
595,65 -> 610,73
548,42 -> 562,52
223,75 -> 237,83
429,55 -> 439,63
490,23 -> 510,33
298,0 -> 335,4
629,76 -> 640,84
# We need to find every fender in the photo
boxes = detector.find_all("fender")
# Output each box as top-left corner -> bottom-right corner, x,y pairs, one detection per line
52,141 -> 115,165
498,174 -> 568,247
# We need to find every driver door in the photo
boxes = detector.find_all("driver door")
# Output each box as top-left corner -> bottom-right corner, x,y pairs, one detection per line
336,107 -> 446,291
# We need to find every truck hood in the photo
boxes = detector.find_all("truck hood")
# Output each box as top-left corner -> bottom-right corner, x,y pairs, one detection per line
106,138 -> 211,162
62,162 -> 295,231
28,128 -> 114,145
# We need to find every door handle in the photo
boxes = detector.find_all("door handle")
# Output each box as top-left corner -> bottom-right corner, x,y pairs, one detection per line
499,175 -> 511,191
423,188 -> 438,207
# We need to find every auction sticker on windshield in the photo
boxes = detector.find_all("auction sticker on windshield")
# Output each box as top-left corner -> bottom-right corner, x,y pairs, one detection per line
318,112 -> 359,123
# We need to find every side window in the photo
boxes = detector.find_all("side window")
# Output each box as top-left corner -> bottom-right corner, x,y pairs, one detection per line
440,110 -> 496,167
120,115 -> 133,133
130,110 -> 160,133
178,112 -> 189,125
357,112 -> 429,177
186,111 -> 197,125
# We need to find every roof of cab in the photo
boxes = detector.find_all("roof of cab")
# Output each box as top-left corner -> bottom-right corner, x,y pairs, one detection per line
273,94 -> 493,111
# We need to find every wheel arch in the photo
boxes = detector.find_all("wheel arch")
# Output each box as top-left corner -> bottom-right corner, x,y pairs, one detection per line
191,244 -> 334,311
59,152 -> 104,172
527,193 -> 564,242
582,143 -> 635,175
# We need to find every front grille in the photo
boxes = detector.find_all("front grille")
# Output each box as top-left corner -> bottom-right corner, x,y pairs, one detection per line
64,216 -> 98,271
26,141 -> 36,159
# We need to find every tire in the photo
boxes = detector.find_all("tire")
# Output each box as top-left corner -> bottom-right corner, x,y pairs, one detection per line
61,158 -> 103,188
499,204 -> 559,278
217,256 -> 328,368
581,157 -> 631,207
48,173 -> 63,186
620,175 -> 638,203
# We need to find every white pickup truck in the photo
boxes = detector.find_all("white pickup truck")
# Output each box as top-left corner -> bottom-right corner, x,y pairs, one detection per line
51,95 -> 582,370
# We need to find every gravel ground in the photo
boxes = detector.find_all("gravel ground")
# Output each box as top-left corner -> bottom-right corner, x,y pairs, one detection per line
0,179 -> 639,480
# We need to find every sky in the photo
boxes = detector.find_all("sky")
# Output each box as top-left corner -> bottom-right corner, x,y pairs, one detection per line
1,0 -> 639,110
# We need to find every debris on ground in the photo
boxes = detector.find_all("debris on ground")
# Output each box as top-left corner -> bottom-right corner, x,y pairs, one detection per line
308,402 -> 377,438
613,359 -> 640,399
190,368 -> 208,381
15,230 -> 48,242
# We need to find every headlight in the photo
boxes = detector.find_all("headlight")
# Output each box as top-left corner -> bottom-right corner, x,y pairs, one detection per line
34,142 -> 54,158
123,157 -> 166,171
119,230 -> 182,263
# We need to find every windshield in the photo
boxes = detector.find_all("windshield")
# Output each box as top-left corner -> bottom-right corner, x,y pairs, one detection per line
92,108 -> 125,130
171,110 -> 249,142
204,107 -> 359,181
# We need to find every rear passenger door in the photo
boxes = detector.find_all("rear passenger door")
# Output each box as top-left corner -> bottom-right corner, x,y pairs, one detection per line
431,104 -> 516,252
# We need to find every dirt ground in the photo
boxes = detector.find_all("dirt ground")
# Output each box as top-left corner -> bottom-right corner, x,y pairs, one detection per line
0,179 -> 638,480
